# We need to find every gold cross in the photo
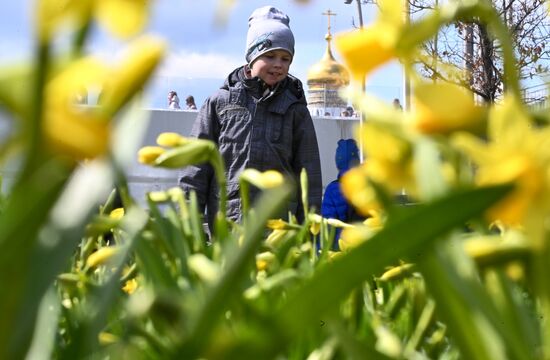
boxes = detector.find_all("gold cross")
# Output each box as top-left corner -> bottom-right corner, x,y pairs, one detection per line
322,9 -> 337,35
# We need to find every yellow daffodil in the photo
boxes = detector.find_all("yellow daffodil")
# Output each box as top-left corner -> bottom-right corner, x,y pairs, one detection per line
37,0 -> 149,43
44,58 -> 111,160
240,169 -> 285,189
98,331 -> 119,345
364,209 -> 384,230
335,0 -> 406,81
266,229 -> 291,248
138,146 -> 165,164
122,278 -> 138,294
452,96 -> 550,225
96,0 -> 150,39
362,123 -> 417,195
266,219 -> 300,230
256,251 -> 277,272
339,226 -> 375,252
409,82 -> 486,134
43,36 -> 164,161
36,0 -> 94,43
86,246 -> 120,268
109,207 -> 125,220
100,36 -> 166,114
335,25 -> 397,82
156,132 -> 188,147
340,166 -> 379,216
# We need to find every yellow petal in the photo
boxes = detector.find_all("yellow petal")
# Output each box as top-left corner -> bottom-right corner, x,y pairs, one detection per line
340,166 -> 379,216
100,36 -> 166,114
96,0 -> 149,39
266,219 -> 289,230
122,278 -> 138,294
156,132 -> 188,147
240,169 -> 285,189
335,25 -> 396,81
86,246 -> 120,268
138,146 -> 165,164
109,207 -> 125,219
36,0 -> 93,43
44,57 -> 111,160
410,82 -> 485,134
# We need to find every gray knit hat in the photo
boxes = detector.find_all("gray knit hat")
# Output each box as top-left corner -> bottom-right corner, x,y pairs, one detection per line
245,6 -> 295,65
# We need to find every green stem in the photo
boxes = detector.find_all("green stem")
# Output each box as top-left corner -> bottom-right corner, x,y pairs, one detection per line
210,151 -> 227,218
525,213 -> 550,360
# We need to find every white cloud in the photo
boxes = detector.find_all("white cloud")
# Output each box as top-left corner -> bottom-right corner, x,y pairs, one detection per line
156,49 -> 243,79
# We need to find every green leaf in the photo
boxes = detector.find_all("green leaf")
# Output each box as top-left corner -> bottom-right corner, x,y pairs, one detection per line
274,185 -> 511,339
176,184 -> 293,357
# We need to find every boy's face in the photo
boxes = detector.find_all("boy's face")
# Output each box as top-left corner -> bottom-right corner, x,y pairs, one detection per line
250,49 -> 292,86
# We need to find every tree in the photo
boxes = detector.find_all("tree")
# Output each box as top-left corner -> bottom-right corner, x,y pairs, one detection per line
411,0 -> 550,103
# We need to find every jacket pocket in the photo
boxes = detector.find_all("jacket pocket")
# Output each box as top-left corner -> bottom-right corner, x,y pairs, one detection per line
267,115 -> 284,143
218,105 -> 251,143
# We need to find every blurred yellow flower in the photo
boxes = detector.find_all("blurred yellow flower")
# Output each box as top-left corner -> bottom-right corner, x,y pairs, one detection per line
36,0 -> 93,43
86,246 -> 120,268
37,0 -> 149,43
339,226 -> 371,252
265,229 -> 289,248
240,169 -> 285,189
340,166 -> 379,216
96,0 -> 150,39
156,132 -> 188,147
361,123 -> 416,194
453,96 -> 550,225
100,36 -> 166,113
109,207 -> 125,220
364,210 -> 383,230
339,211 -> 384,252
43,36 -> 164,161
138,146 -> 165,164
98,331 -> 119,345
335,25 -> 396,82
122,278 -> 138,294
256,251 -> 277,272
335,0 -> 406,81
409,82 -> 486,134
44,58 -> 111,160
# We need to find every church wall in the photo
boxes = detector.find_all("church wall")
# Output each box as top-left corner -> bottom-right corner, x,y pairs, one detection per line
0,109 -> 360,209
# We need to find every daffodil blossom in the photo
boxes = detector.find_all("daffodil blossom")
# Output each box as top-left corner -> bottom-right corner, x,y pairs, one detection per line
335,0 -> 406,81
44,58 -> 111,160
452,96 -> 550,226
409,82 -> 486,135
37,0 -> 150,43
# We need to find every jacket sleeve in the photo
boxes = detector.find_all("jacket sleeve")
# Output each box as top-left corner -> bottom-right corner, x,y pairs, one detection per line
321,181 -> 339,219
292,105 -> 322,217
179,96 -> 220,214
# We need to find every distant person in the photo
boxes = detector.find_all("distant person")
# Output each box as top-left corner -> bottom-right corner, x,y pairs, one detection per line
168,90 -> 181,109
185,95 -> 197,110
321,139 -> 361,248
393,98 -> 403,111
345,106 -> 354,117
179,6 -> 322,233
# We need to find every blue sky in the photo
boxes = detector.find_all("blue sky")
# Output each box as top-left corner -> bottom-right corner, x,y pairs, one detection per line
0,0 -> 404,109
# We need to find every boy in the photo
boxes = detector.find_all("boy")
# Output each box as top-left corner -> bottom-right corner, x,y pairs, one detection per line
179,6 -> 322,232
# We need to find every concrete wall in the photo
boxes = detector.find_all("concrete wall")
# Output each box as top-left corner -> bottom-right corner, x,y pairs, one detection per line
1,108 -> 359,204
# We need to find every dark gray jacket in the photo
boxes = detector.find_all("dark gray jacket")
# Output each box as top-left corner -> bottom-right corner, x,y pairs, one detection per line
179,66 -> 322,229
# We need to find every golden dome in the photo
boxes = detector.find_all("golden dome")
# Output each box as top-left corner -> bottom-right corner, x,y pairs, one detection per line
307,34 -> 350,88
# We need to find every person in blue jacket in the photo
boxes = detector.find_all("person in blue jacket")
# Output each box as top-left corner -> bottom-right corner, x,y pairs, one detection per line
321,138 -> 361,248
